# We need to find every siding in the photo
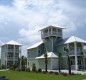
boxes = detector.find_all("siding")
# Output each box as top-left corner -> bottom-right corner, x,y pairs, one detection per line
56,44 -> 68,69
28,48 -> 38,58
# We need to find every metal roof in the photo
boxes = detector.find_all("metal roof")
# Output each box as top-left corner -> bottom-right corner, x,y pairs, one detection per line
65,36 -> 86,44
39,25 -> 65,31
2,40 -> 22,46
27,41 -> 43,49
36,52 -> 58,59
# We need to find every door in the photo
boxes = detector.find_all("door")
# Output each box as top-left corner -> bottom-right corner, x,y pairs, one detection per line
78,59 -> 82,70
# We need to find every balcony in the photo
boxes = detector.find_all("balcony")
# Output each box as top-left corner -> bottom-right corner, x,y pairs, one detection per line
41,31 -> 62,39
7,49 -> 20,53
69,50 -> 83,56
7,57 -> 18,61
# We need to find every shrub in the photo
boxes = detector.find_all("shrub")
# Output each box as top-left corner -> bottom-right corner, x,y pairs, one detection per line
42,71 -> 46,74
54,72 -> 59,75
38,68 -> 42,73
26,68 -> 30,72
1,65 -> 6,69
48,71 -> 53,74
32,63 -> 36,72
15,68 -> 21,71
21,66 -> 25,71
61,72 -> 68,76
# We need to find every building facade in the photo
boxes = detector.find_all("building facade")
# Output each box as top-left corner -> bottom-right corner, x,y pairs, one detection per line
27,25 -> 86,71
1,40 -> 22,68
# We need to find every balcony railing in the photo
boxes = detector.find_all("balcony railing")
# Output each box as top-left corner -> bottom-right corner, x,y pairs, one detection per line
7,49 -> 20,53
7,57 -> 18,61
69,50 -> 82,55
42,31 -> 62,38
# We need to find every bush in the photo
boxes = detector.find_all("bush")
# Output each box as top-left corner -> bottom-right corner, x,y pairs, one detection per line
1,65 -> 6,69
32,63 -> 36,72
48,71 -> 53,74
54,72 -> 59,75
61,72 -> 68,76
25,68 -> 30,72
38,68 -> 42,73
21,66 -> 25,71
15,68 -> 21,71
42,71 -> 46,74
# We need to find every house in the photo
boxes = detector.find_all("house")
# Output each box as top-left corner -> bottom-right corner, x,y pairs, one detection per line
27,25 -> 86,70
1,40 -> 22,68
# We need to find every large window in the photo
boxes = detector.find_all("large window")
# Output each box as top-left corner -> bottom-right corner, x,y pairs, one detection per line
38,49 -> 41,56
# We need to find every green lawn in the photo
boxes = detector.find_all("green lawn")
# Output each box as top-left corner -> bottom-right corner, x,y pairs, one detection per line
0,70 -> 86,80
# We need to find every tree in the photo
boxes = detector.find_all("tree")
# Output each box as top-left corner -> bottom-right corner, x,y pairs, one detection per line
58,53 -> 61,73
44,53 -> 48,72
80,52 -> 84,70
20,56 -> 27,70
64,47 -> 71,75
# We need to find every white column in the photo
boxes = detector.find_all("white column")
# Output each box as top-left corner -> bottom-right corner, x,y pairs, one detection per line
51,58 -> 52,70
82,43 -> 85,68
20,46 -> 22,69
27,49 -> 28,68
67,43 -> 69,51
74,42 -> 78,70
48,28 -> 49,36
51,27 -> 52,35
13,45 -> 15,65
6,45 -> 8,68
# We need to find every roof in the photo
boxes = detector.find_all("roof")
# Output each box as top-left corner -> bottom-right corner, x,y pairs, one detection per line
2,40 -> 22,46
65,36 -> 86,44
27,41 -> 43,49
56,36 -> 86,46
36,52 -> 58,59
39,25 -> 65,31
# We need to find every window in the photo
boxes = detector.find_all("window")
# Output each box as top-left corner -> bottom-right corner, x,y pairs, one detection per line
70,59 -> 74,65
38,49 -> 41,56
78,60 -> 82,65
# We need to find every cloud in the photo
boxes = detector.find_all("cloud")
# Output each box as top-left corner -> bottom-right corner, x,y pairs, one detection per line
0,0 -> 86,56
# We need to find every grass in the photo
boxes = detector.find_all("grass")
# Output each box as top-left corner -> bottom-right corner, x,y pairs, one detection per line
0,70 -> 86,80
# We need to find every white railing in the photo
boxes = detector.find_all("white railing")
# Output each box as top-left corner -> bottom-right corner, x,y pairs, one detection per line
69,50 -> 81,55
7,49 -> 20,53
42,32 -> 62,38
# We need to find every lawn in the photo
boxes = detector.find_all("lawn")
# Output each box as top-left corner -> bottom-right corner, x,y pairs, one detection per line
0,70 -> 86,80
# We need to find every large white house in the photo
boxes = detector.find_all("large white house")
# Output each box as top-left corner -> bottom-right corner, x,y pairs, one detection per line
1,40 -> 22,68
27,25 -> 86,71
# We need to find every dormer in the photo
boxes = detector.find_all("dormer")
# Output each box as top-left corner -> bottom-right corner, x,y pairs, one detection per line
40,25 -> 64,39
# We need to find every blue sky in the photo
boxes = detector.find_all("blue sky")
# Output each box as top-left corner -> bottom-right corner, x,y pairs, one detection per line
0,0 -> 86,56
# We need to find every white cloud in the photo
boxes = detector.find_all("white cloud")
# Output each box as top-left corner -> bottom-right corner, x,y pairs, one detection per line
0,0 -> 86,56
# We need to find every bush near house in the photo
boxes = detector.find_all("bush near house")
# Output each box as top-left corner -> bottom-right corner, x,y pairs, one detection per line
32,63 -> 36,72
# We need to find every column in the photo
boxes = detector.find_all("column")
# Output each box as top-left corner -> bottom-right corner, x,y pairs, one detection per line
51,27 -> 52,35
6,45 -> 8,68
27,50 -> 28,68
13,45 -> 15,65
51,58 -> 52,70
20,46 -> 22,69
74,42 -> 78,70
82,43 -> 85,69
48,28 -> 49,36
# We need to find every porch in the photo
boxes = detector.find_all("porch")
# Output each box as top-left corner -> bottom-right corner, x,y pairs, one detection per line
70,56 -> 86,70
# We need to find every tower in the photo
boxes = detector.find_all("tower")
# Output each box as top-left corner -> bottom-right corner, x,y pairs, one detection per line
40,25 -> 64,52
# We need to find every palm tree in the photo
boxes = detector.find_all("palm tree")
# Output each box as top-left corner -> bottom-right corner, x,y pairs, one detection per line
20,56 -> 27,70
64,47 -> 71,75
58,53 -> 61,73
44,53 -> 48,72
80,51 -> 84,70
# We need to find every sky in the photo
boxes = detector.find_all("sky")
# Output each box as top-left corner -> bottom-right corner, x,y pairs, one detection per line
0,0 -> 86,56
